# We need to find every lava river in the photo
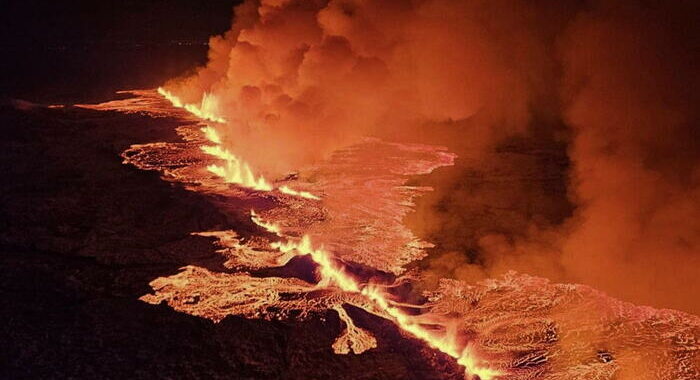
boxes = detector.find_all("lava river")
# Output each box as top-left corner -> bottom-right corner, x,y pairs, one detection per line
77,89 -> 700,380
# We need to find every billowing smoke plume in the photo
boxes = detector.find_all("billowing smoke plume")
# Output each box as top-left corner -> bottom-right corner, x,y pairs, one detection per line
164,0 -> 568,174
166,0 -> 699,313
558,0 -> 700,313
412,0 -> 700,314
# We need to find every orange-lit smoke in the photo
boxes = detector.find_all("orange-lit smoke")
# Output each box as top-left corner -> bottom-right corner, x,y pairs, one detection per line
556,1 -> 700,313
159,88 -> 319,197
163,0 -> 700,314
411,1 -> 700,315
162,0 -> 563,176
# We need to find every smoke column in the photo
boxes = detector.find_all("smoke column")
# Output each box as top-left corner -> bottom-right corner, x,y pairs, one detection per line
163,0 -> 567,173
164,0 -> 700,313
557,0 -> 700,313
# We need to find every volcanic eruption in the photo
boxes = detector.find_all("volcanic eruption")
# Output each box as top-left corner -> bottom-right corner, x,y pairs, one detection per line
2,0 -> 699,379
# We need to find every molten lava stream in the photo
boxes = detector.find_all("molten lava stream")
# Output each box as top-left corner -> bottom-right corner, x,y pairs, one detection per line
253,211 -> 500,379
158,87 -> 498,378
159,87 -> 319,199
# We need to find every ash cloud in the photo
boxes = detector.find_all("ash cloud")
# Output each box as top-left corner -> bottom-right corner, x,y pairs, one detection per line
166,0 -> 700,313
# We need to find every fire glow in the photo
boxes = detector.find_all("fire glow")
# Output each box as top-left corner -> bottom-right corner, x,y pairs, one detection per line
159,88 -> 319,199
118,87 -> 700,380
254,211 -> 500,379
59,0 -> 700,376
157,87 -> 226,123
156,87 -> 499,378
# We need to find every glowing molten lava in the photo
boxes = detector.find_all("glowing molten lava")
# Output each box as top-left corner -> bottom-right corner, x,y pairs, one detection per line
157,87 -> 226,123
155,86 -> 498,377
159,88 -> 319,199
278,185 -> 321,200
94,90 -> 700,380
201,143 -> 273,191
254,211 -> 500,379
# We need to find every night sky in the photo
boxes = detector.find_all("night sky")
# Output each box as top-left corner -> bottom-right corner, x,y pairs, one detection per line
1,1 -> 239,45
0,2 -> 699,378
0,1 -> 241,102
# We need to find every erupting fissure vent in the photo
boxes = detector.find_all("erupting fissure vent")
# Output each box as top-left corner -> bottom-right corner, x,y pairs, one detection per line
159,87 -> 319,199
129,88 -> 499,378
251,210 -> 500,379
88,89 -> 700,380
157,87 -> 226,123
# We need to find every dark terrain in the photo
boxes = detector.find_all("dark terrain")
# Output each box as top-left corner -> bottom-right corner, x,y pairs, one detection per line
0,4 -> 572,375
0,100 -> 469,379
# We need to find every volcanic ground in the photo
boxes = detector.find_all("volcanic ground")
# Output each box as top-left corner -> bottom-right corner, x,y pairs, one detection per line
1,90 -> 698,380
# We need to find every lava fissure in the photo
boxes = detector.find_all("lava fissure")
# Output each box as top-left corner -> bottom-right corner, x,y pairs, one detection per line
88,89 -> 700,380
252,210 -> 500,379
159,87 -> 320,200
148,88 -> 500,378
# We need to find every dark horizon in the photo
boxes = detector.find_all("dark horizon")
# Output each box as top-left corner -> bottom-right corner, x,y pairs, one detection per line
0,1 -> 240,103
1,1 -> 239,46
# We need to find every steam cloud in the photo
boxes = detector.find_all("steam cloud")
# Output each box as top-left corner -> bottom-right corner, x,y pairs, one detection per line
165,0 -> 699,313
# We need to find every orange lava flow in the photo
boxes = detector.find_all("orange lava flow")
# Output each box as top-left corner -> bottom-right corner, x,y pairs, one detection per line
254,211 -> 500,379
157,87 -> 226,123
278,185 -> 321,200
158,87 -> 498,378
200,143 -> 274,191
250,209 -> 282,236
158,88 -> 319,199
